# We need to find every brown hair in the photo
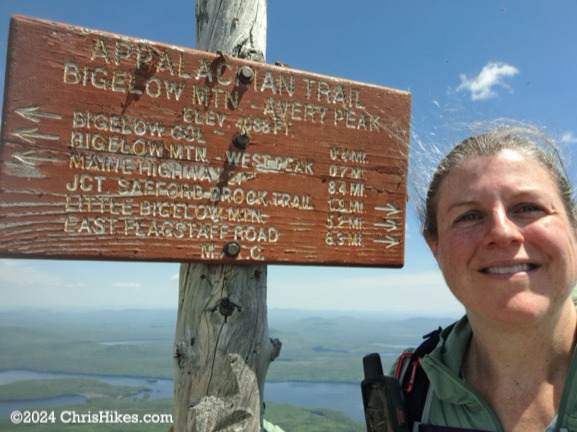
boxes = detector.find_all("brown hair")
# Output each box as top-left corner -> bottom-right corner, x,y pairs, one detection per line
422,125 -> 577,239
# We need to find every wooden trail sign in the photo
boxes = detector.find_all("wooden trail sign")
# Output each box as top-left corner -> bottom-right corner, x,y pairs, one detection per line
0,16 -> 411,266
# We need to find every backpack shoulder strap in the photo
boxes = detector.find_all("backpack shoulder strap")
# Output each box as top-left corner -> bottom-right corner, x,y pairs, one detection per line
395,327 -> 443,428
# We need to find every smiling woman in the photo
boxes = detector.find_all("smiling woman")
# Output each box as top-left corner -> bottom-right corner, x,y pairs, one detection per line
425,131 -> 577,327
394,123 -> 577,432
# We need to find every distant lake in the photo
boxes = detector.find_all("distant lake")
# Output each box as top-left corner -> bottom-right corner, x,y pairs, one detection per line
0,370 -> 363,421
267,381 -> 363,420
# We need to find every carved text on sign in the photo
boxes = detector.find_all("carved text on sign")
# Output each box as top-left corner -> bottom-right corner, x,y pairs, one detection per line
0,16 -> 411,266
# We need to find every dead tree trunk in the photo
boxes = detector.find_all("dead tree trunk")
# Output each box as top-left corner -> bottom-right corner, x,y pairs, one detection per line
173,1 -> 280,431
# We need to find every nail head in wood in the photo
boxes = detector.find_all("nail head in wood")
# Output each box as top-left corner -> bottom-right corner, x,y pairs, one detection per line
223,241 -> 241,258
232,132 -> 250,149
237,65 -> 254,84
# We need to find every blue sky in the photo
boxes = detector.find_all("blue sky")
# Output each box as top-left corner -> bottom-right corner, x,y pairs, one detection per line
0,0 -> 575,315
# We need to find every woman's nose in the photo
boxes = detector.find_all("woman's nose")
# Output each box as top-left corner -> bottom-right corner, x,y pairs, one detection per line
484,209 -> 524,247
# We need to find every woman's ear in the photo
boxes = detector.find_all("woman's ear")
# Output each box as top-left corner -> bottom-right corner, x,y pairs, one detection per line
425,234 -> 438,258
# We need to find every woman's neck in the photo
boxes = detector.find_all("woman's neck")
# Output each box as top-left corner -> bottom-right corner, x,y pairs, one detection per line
463,301 -> 577,432
465,301 -> 577,382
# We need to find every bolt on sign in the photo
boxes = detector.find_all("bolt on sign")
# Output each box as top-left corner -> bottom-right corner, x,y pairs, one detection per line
0,16 -> 411,266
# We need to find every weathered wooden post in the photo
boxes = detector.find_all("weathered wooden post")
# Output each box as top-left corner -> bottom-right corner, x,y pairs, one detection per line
172,1 -> 278,431
173,263 -> 279,431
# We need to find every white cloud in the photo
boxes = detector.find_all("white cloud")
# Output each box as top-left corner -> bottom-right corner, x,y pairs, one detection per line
113,281 -> 141,289
457,61 -> 519,101
0,258 -> 457,315
0,260 -> 178,309
268,267 -> 463,316
0,260 -> 62,287
560,131 -> 577,144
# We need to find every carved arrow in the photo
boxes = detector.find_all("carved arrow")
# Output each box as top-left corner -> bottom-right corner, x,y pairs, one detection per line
374,203 -> 400,216
13,150 -> 61,166
373,235 -> 401,249
15,106 -> 62,123
374,219 -> 399,231
11,127 -> 60,144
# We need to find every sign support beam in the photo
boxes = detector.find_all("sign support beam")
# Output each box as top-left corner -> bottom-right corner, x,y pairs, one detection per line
173,1 -> 278,430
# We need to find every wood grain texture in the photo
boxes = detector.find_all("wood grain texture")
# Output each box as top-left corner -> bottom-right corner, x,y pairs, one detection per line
0,15 -> 411,267
174,263 -> 279,431
174,2 -> 276,431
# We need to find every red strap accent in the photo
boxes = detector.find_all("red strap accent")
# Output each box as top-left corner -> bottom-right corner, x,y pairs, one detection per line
394,352 -> 421,393
394,352 -> 413,379
406,358 -> 421,392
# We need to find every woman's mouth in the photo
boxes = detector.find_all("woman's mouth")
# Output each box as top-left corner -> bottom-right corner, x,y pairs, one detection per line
482,263 -> 538,274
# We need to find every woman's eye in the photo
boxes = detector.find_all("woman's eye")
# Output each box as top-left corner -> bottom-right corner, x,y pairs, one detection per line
516,203 -> 545,214
454,212 -> 482,224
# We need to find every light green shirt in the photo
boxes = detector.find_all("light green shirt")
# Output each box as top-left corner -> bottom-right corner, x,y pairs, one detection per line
420,316 -> 577,432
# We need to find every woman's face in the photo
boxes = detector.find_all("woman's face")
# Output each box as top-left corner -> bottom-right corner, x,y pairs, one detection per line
427,150 -> 577,326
